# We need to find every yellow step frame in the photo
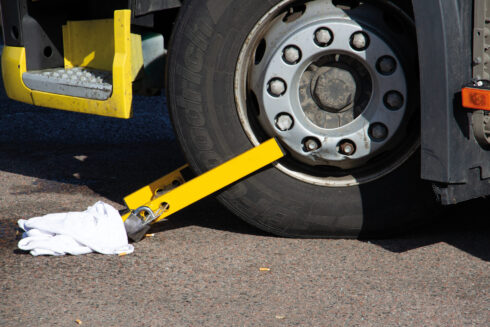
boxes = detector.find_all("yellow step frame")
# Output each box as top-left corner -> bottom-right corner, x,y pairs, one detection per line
1,10 -> 133,119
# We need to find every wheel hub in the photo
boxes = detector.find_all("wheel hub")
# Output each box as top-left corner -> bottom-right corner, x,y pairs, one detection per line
311,66 -> 356,113
300,54 -> 372,129
247,0 -> 408,169
235,0 -> 418,185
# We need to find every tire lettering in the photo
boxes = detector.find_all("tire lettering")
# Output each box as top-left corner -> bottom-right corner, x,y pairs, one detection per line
184,44 -> 204,73
177,97 -> 206,127
190,127 -> 214,151
197,150 -> 223,169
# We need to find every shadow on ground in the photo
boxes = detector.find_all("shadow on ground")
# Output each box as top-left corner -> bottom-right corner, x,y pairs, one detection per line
367,198 -> 489,261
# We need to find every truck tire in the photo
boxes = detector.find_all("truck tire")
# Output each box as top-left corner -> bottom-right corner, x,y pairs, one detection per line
166,0 -> 438,237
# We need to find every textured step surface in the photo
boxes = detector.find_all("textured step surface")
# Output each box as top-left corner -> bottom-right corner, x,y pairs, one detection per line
22,67 -> 112,100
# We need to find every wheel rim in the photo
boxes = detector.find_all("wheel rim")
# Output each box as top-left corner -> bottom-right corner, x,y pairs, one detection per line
235,0 -> 419,187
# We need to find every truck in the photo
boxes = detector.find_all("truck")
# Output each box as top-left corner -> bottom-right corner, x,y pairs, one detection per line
0,0 -> 488,238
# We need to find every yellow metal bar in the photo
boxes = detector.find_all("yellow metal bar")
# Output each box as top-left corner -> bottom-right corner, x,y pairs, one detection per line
1,10 -> 133,119
122,138 -> 285,223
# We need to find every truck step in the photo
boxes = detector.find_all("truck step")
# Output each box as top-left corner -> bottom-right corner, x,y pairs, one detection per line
22,67 -> 112,100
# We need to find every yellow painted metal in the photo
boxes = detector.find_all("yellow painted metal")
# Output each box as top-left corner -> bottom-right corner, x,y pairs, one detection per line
1,47 -> 32,104
130,33 -> 144,81
0,10 -> 133,119
123,165 -> 189,210
63,18 -> 115,71
122,138 -> 285,223
63,18 -> 143,82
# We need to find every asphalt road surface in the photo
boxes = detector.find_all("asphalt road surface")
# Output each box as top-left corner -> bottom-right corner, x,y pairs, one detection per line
0,73 -> 488,326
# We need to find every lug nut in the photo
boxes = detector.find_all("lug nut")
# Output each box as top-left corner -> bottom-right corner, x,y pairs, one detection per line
268,78 -> 287,97
384,91 -> 404,110
350,32 -> 369,50
283,46 -> 301,64
304,138 -> 320,152
376,56 -> 397,75
338,140 -> 356,156
275,113 -> 294,131
370,123 -> 388,141
314,28 -> 333,47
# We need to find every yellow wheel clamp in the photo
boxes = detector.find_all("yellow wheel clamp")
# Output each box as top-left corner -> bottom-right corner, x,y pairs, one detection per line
122,138 -> 285,241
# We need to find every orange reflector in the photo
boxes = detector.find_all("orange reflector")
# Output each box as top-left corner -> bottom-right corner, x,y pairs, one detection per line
462,87 -> 490,111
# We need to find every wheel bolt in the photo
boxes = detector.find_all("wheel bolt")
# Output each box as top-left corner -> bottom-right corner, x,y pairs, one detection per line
268,78 -> 287,97
338,140 -> 356,156
283,46 -> 301,64
370,123 -> 388,141
275,113 -> 294,131
377,56 -> 397,75
350,32 -> 369,50
314,28 -> 333,47
304,138 -> 320,152
384,91 -> 404,110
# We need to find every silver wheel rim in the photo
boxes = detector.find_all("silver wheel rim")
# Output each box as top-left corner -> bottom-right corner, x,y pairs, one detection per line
235,0 -> 419,187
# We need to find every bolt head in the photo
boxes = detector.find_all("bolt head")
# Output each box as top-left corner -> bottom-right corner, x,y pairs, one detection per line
304,138 -> 320,151
275,114 -> 294,131
312,67 -> 356,112
377,56 -> 396,75
351,32 -> 368,50
315,28 -> 333,46
370,123 -> 388,140
269,79 -> 286,96
338,140 -> 356,156
283,46 -> 301,64
343,144 -> 354,154
384,91 -> 404,110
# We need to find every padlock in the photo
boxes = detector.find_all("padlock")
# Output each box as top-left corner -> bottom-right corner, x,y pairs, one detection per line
123,206 -> 158,242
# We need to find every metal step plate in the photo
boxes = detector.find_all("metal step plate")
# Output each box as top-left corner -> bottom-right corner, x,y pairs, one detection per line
22,67 -> 112,100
